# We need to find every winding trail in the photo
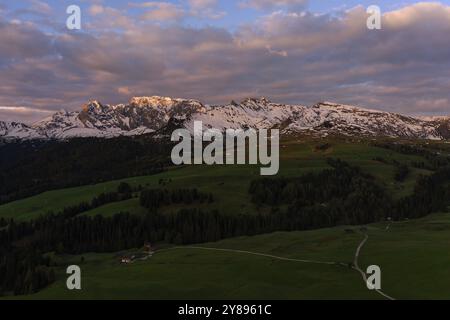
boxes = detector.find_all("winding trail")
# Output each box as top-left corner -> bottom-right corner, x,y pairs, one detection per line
353,232 -> 395,300
167,246 -> 340,266
156,223 -> 396,300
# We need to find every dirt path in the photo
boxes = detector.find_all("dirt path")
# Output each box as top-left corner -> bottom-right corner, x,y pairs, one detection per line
169,246 -> 340,266
155,226 -> 396,300
353,233 -> 395,300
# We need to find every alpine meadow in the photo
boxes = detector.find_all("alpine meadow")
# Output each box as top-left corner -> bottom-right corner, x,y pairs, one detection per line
0,0 -> 450,305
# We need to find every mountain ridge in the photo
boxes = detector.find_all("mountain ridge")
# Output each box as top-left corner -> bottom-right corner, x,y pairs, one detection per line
1,96 -> 449,140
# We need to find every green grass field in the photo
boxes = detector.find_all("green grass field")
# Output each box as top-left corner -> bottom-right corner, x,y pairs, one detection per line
1,137 -> 449,300
361,213 -> 450,300
12,212 -> 449,300
0,137 -> 433,221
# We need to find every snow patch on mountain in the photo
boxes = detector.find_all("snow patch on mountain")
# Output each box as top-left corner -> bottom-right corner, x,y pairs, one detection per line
0,96 -> 448,140
0,121 -> 43,140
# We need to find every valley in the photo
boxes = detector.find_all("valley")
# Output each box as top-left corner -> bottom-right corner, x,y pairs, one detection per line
0,136 -> 441,221
1,0 -> 450,304
0,136 -> 449,299
10,212 -> 450,300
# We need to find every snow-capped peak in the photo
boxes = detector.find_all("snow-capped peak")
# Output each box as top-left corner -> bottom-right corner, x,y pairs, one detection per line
129,96 -> 202,109
0,121 -> 44,139
0,96 -> 449,140
81,100 -> 108,114
241,97 -> 272,105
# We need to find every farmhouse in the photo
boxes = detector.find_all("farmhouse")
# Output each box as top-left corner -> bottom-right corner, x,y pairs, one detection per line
119,243 -> 155,264
120,255 -> 136,264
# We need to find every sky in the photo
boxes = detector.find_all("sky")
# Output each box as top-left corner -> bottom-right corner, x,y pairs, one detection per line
0,0 -> 450,123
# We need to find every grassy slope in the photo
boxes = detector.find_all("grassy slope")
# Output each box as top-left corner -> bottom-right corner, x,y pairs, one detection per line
80,198 -> 147,218
15,212 -> 450,300
2,137 -> 448,300
19,226 -> 377,300
361,213 -> 450,300
0,137 -> 432,221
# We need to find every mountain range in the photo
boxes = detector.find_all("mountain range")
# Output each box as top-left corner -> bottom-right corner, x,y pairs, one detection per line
1,96 -> 449,140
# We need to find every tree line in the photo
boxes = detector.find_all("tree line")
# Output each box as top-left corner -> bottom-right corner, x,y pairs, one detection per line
372,141 -> 450,171
250,159 -> 449,224
140,188 -> 213,211
58,182 -> 140,219
0,247 -> 55,296
1,159 -> 448,296
0,137 -> 172,205
2,161 -> 448,253
2,162 -> 448,258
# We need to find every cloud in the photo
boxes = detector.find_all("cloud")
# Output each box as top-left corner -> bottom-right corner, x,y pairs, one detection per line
0,105 -> 53,123
88,4 -> 105,16
29,0 -> 52,15
87,5 -> 135,29
0,19 -> 54,63
128,0 -> 225,21
1,2 -> 450,123
188,0 -> 226,19
117,86 -> 132,96
188,0 -> 218,10
0,105 -> 53,114
11,0 -> 53,17
130,2 -> 186,22
240,0 -> 308,11
265,45 -> 288,57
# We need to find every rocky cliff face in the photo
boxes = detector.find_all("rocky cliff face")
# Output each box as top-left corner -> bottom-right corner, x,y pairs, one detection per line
1,96 -> 448,140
